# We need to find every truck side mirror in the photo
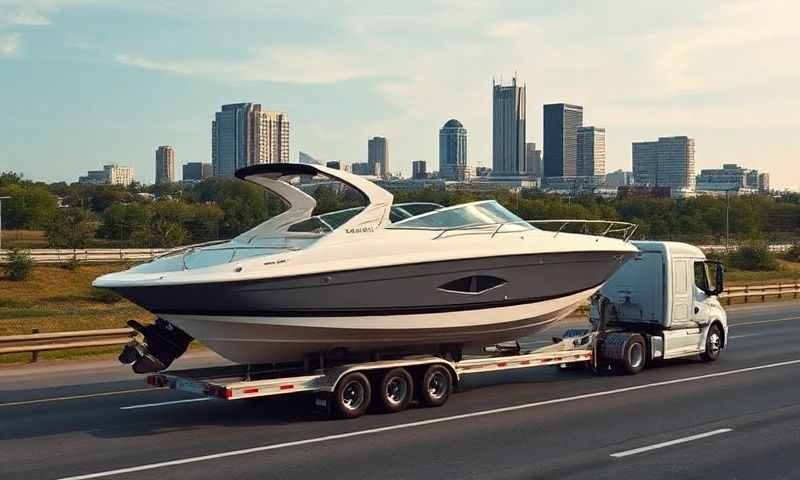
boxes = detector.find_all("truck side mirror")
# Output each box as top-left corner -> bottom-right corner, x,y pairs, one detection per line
714,263 -> 725,296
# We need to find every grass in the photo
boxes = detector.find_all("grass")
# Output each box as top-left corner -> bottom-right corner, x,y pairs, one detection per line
726,259 -> 800,285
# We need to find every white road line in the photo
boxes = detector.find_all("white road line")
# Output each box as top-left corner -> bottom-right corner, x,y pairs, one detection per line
60,358 -> 800,480
610,428 -> 732,458
729,333 -> 765,340
0,388 -> 163,408
120,398 -> 211,410
731,316 -> 800,327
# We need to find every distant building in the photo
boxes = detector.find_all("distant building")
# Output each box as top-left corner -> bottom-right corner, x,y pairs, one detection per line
155,145 -> 175,184
617,185 -> 672,199
182,162 -> 212,181
542,175 -> 605,194
326,161 -> 341,170
368,137 -> 389,178
475,166 -> 492,177
412,160 -> 427,179
78,164 -> 134,186
212,103 -> 289,176
492,76 -> 526,175
351,162 -> 377,176
576,127 -> 606,177
299,151 -> 321,165
606,169 -> 634,188
525,142 -> 543,178
632,136 -> 696,192
543,103 -> 583,177
696,164 -> 769,194
439,119 -> 469,180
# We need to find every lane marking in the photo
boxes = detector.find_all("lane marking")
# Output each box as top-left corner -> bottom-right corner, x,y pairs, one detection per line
120,398 -> 211,410
0,387 -> 163,408
610,428 -> 732,458
59,358 -> 800,480
731,316 -> 800,327
729,333 -> 765,340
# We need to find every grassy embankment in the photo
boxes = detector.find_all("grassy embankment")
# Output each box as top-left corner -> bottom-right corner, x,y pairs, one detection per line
2,261 -> 800,365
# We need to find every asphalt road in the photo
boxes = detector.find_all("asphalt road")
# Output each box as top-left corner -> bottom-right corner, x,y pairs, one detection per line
2,301 -> 800,480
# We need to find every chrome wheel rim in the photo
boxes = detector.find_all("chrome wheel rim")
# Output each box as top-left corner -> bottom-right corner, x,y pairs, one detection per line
708,332 -> 721,354
427,371 -> 447,400
629,342 -> 644,369
385,376 -> 408,406
341,380 -> 365,411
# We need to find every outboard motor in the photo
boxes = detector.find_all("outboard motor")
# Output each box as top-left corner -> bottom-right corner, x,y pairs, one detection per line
119,319 -> 193,374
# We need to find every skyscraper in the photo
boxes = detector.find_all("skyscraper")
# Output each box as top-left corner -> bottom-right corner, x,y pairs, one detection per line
182,162 -> 212,181
155,145 -> 175,184
576,127 -> 606,177
632,136 -> 696,191
439,119 -> 468,180
211,103 -> 290,176
412,160 -> 427,179
543,103 -> 583,177
492,76 -> 526,175
525,142 -> 543,178
368,137 -> 389,178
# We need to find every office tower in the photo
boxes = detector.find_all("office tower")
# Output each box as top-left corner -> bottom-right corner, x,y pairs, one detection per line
605,169 -> 634,188
212,103 -> 290,176
155,145 -> 175,184
576,127 -> 606,176
525,142 -> 543,177
80,164 -> 134,186
182,162 -> 212,181
632,136 -> 696,191
543,103 -> 583,177
351,162 -> 374,176
492,76 -> 526,175
696,164 -> 767,194
368,137 -> 389,178
412,160 -> 427,179
439,119 -> 468,180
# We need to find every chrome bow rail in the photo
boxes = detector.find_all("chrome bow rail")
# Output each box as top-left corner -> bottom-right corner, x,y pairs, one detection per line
432,219 -> 638,241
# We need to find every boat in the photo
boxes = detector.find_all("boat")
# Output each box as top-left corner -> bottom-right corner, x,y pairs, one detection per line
93,163 -> 639,373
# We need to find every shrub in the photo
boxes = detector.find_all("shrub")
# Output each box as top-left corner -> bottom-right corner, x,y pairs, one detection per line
728,244 -> 780,271
89,287 -> 122,304
61,255 -> 81,271
2,247 -> 34,280
784,243 -> 800,263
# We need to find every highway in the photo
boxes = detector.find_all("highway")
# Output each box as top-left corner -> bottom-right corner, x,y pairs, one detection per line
2,301 -> 800,480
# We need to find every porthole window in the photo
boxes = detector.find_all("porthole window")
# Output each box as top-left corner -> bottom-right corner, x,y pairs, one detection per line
439,275 -> 506,294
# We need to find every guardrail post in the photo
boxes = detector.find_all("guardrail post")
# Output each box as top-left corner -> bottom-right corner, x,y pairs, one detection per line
30,328 -> 39,363
778,284 -> 783,300
762,284 -> 766,303
744,286 -> 749,303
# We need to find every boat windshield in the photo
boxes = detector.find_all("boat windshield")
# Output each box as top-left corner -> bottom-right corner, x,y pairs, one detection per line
387,200 -> 530,230
286,202 -> 445,234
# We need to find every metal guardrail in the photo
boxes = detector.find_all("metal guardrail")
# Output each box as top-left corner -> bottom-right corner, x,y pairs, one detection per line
0,248 -> 171,264
2,283 -> 800,361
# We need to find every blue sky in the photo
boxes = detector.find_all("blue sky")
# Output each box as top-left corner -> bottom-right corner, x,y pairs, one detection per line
1,0 -> 798,187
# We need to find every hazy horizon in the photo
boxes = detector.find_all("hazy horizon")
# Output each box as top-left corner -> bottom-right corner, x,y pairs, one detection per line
1,0 -> 798,189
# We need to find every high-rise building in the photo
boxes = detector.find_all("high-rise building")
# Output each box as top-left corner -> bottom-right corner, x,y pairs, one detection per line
525,142 -> 543,177
543,103 -> 583,178
758,173 -> 770,193
368,137 -> 389,178
696,163 -> 769,194
576,127 -> 606,177
439,119 -> 468,180
351,162 -> 376,176
155,145 -> 175,184
606,169 -> 634,188
182,162 -> 212,181
632,136 -> 696,191
492,76 -> 526,175
79,164 -> 134,186
211,103 -> 290,176
412,160 -> 427,179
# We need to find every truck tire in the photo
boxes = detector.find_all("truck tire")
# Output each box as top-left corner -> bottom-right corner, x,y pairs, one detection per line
374,368 -> 414,413
418,364 -> 453,407
700,324 -> 723,362
333,372 -> 371,418
620,334 -> 646,374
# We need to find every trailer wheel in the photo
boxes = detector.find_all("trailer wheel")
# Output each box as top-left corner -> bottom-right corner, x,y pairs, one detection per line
333,372 -> 371,418
418,364 -> 453,407
374,368 -> 414,413
620,334 -> 646,375
700,324 -> 723,362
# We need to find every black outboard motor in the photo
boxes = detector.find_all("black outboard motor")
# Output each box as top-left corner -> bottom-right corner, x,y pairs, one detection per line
119,319 -> 193,374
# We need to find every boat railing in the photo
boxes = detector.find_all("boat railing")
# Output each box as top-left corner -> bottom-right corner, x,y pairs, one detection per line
432,219 -> 638,241
150,240 -> 303,270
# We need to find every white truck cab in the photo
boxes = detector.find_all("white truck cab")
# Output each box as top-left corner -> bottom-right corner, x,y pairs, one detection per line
592,241 -> 727,364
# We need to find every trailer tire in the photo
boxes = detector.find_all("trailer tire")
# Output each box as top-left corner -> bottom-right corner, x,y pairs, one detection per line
620,334 -> 646,374
374,368 -> 414,413
333,372 -> 371,418
700,324 -> 723,362
418,364 -> 453,407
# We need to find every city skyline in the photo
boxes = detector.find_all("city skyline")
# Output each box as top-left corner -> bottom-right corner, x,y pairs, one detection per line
1,1 -> 798,188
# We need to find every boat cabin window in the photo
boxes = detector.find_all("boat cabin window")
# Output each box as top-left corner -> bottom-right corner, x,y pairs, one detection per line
387,200 -> 528,230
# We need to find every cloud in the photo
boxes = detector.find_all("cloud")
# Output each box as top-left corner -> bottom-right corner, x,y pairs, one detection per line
0,32 -> 21,57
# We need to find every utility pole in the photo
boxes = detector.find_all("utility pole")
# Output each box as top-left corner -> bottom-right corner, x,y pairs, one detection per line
725,190 -> 731,252
0,196 -> 10,251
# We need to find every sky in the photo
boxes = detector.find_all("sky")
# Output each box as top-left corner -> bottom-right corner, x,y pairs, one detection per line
0,0 -> 798,188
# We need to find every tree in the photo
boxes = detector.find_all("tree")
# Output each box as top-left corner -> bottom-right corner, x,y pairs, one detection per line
0,183 -> 58,229
45,208 -> 96,249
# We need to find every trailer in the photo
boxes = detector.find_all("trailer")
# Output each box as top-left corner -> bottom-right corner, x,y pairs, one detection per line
143,241 -> 729,419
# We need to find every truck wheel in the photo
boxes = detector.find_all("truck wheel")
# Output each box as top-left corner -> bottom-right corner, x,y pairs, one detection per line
333,372 -> 371,418
700,324 -> 723,362
418,364 -> 452,407
620,334 -> 646,375
375,368 -> 414,413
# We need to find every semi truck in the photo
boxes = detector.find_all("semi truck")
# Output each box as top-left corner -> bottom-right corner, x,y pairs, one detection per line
144,241 -> 728,419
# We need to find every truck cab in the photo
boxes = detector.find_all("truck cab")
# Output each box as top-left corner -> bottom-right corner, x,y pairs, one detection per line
592,241 -> 727,362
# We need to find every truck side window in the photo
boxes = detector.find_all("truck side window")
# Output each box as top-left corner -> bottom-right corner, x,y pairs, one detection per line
694,262 -> 709,291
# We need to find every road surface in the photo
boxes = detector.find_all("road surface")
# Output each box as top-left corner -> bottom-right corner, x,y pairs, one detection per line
2,301 -> 800,479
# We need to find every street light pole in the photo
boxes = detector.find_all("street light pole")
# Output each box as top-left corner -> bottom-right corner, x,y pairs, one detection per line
0,196 -> 10,251
725,190 -> 731,252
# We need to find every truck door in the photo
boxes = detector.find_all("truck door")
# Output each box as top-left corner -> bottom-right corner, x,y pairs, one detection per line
671,259 -> 691,324
663,258 -> 703,358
